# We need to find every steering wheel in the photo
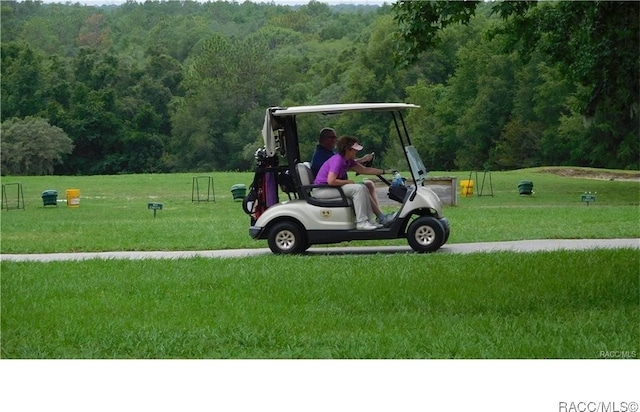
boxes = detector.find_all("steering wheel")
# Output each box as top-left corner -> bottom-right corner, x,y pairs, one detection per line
361,152 -> 375,168
356,152 -> 375,176
357,153 -> 392,186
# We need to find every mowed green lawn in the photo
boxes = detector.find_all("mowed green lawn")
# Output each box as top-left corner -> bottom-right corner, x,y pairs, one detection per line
1,168 -> 638,358
0,167 -> 638,253
2,250 -> 638,359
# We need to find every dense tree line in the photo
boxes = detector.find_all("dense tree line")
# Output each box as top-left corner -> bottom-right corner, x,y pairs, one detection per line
394,0 -> 639,170
1,0 -> 637,175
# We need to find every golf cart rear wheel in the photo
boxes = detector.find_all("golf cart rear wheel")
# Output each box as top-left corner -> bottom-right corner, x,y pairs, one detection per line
268,221 -> 307,254
407,216 -> 445,253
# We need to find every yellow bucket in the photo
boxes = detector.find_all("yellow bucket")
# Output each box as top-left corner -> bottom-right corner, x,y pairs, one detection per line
66,189 -> 80,207
461,180 -> 474,197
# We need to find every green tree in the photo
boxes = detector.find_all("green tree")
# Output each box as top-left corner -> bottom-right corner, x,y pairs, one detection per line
76,13 -> 112,50
393,0 -> 639,169
170,33 -> 281,171
0,42 -> 45,119
19,17 -> 60,55
405,80 -> 456,170
415,20 -> 517,171
1,116 -> 74,175
392,0 -> 480,64
339,15 -> 412,163
53,49 -> 125,174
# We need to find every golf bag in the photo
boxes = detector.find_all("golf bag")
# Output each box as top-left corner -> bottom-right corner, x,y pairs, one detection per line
243,148 -> 279,225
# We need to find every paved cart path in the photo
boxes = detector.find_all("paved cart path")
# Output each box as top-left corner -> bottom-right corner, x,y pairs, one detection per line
1,238 -> 638,262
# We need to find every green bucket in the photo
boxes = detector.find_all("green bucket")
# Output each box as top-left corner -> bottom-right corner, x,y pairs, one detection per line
41,189 -> 58,206
518,180 -> 533,195
231,184 -> 247,200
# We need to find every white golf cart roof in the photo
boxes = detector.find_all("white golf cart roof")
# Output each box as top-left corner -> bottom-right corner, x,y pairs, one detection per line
270,103 -> 419,116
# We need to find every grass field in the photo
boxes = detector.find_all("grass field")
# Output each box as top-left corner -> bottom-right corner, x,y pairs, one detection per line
1,167 -> 639,359
2,249 -> 638,359
1,167 -> 638,253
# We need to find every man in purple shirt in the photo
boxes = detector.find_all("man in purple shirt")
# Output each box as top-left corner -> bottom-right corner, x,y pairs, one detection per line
314,136 -> 390,230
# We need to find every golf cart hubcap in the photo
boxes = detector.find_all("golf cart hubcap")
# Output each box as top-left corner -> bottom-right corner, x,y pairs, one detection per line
415,225 -> 436,246
276,230 -> 296,250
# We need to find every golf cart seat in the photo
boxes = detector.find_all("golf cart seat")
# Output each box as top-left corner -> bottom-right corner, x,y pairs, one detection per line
295,162 -> 352,208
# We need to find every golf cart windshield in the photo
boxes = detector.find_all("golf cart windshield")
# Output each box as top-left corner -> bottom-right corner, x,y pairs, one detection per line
405,145 -> 428,185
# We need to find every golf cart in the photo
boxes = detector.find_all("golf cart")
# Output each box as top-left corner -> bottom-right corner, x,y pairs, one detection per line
244,103 -> 450,254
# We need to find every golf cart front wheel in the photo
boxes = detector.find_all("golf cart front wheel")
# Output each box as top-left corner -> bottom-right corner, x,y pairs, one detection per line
267,221 -> 307,254
407,216 -> 445,253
